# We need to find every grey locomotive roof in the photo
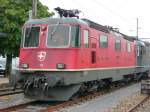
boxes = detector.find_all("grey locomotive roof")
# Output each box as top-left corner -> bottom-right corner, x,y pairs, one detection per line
25,17 -> 136,42
25,17 -> 88,26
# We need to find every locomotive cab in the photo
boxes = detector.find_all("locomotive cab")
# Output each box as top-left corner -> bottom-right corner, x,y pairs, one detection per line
18,18 -> 89,101
19,18 -> 84,71
22,24 -> 81,48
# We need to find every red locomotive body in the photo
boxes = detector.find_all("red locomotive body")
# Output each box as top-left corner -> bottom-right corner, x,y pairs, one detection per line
18,18 -> 150,101
20,19 -> 136,70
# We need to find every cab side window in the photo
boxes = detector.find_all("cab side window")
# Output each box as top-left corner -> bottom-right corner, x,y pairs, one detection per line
115,39 -> 121,51
127,41 -> 131,52
71,26 -> 81,47
83,30 -> 89,48
100,35 -> 108,48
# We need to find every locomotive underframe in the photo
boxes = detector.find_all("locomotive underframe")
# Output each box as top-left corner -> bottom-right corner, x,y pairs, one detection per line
18,66 -> 149,101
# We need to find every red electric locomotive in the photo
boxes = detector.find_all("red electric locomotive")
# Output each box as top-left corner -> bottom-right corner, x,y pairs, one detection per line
17,9 -> 150,101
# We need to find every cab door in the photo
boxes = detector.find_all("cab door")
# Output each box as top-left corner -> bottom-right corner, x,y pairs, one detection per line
90,37 -> 97,68
137,45 -> 143,67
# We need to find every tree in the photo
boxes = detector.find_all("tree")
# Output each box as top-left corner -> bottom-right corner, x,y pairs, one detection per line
0,0 -> 54,77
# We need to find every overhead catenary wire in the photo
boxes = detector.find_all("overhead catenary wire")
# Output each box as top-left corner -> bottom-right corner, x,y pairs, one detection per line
64,0 -> 149,39
92,0 -> 135,25
91,0 -> 150,39
70,0 -> 103,20
71,0 -> 135,28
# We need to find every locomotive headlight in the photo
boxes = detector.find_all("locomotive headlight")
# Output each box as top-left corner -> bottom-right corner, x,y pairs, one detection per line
57,63 -> 65,69
21,64 -> 29,69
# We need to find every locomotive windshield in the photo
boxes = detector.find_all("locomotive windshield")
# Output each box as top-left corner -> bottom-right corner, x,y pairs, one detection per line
47,25 -> 80,48
23,27 -> 40,47
47,25 -> 70,47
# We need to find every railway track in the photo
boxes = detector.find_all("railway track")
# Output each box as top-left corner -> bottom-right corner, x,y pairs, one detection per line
0,82 -> 140,112
0,101 -> 37,112
0,91 -> 102,112
42,83 -> 139,112
0,87 -> 31,112
108,92 -> 149,112
0,93 -> 37,112
0,84 -> 121,112
0,87 -> 23,96
42,92 -> 103,112
127,95 -> 150,112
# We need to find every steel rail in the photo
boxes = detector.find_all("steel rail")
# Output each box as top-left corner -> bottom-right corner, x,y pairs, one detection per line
0,87 -> 21,92
42,83 -> 139,112
0,89 -> 23,96
127,95 -> 150,112
0,101 -> 37,112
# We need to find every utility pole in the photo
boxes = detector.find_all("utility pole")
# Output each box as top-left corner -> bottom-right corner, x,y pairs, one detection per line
136,18 -> 138,39
32,0 -> 37,18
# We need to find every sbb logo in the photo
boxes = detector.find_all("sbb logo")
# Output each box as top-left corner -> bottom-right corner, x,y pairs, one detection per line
37,51 -> 46,61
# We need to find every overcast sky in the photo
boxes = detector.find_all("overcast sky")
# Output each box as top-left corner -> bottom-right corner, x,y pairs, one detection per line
40,0 -> 150,40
